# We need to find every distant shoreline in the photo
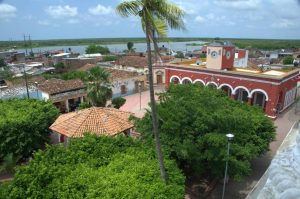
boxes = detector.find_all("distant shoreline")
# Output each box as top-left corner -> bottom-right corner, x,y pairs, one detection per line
1,37 -> 300,51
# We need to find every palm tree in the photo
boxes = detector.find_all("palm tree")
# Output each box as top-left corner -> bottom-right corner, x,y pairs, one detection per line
85,66 -> 112,107
116,0 -> 185,182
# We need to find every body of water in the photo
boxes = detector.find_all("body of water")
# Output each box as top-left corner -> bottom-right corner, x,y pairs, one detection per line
19,41 -> 205,55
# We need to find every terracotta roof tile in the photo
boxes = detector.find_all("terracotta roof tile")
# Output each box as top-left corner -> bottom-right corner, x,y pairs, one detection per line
38,78 -> 85,95
50,107 -> 134,137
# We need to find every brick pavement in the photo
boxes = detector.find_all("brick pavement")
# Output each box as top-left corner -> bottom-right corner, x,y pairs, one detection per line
120,85 -> 165,118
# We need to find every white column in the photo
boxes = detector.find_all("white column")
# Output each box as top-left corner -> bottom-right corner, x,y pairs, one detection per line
65,99 -> 69,112
80,96 -> 84,103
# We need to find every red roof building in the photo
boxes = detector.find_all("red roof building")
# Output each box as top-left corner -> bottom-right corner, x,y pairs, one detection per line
165,44 -> 300,119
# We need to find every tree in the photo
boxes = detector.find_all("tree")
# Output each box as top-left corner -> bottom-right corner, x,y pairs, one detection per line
0,65 -> 13,80
127,41 -> 134,52
283,56 -> 294,65
102,55 -> 117,62
77,102 -> 92,110
112,97 -> 126,109
0,99 -> 59,162
135,84 -> 276,180
175,51 -> 184,59
3,135 -> 185,199
85,44 -> 110,54
54,62 -> 65,73
0,58 -> 6,68
116,0 -> 185,182
85,66 -> 112,107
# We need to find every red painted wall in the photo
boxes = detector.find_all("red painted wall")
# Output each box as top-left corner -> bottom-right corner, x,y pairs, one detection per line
221,46 -> 235,70
165,66 -> 299,118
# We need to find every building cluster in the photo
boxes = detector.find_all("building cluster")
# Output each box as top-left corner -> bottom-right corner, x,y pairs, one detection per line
1,42 -> 300,143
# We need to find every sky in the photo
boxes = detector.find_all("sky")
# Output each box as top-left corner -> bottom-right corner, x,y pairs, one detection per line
0,0 -> 300,41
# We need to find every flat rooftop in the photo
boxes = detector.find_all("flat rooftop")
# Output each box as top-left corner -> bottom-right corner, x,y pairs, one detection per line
169,58 -> 300,79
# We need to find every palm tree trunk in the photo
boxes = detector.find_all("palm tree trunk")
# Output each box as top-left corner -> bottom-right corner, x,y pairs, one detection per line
145,21 -> 168,182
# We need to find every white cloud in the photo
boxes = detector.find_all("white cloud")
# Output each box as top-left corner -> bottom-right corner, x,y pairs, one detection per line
88,4 -> 113,15
0,3 -> 17,20
214,0 -> 261,10
46,5 -> 78,18
38,20 -> 50,26
67,19 -> 80,24
195,15 -> 205,23
271,19 -> 295,29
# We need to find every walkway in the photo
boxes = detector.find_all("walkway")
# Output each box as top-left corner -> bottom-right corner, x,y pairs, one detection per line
120,85 -> 165,118
207,103 -> 300,199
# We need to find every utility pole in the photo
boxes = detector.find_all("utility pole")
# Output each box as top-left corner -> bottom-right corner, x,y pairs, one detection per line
23,64 -> 30,99
24,34 -> 28,56
29,34 -> 33,55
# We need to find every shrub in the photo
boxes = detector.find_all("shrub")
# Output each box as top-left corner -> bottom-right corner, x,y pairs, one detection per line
4,135 -> 185,199
112,97 -> 126,109
0,99 -> 59,161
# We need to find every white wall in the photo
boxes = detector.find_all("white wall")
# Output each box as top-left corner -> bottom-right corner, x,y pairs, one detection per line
41,92 -> 49,101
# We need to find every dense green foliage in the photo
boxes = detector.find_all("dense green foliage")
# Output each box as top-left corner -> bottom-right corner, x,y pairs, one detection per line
283,56 -> 294,65
175,51 -> 184,58
85,44 -> 110,54
127,41 -> 134,51
112,97 -> 126,109
86,66 -> 112,107
0,99 -> 59,161
102,55 -> 117,62
54,62 -> 65,73
43,70 -> 87,81
2,135 -> 185,199
0,58 -> 6,68
78,102 -> 92,110
135,84 -> 275,180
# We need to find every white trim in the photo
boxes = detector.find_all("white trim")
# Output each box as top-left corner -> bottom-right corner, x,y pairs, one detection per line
170,75 -> 181,83
165,67 -> 299,85
233,86 -> 251,97
193,79 -> 205,85
206,81 -> 218,87
218,83 -> 234,93
181,77 -> 192,84
250,89 -> 269,101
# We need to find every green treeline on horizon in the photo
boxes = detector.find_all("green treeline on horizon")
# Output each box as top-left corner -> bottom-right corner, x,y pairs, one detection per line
0,37 -> 300,51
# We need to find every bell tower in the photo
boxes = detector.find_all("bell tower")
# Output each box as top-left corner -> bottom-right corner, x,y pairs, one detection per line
206,43 -> 235,70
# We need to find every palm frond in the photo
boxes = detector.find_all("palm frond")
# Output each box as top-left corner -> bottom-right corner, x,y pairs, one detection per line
116,0 -> 142,17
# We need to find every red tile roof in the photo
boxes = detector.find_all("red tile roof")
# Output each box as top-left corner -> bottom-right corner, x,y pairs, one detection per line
50,107 -> 134,137
38,78 -> 85,95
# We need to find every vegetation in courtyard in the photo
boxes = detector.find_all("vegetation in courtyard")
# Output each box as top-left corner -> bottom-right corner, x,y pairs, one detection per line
135,84 -> 276,180
0,59 -> 13,80
283,57 -> 294,65
0,99 -> 59,162
117,0 -> 185,182
85,66 -> 112,107
2,135 -> 185,199
112,97 -> 126,109
85,44 -> 110,54
102,55 -> 117,62
78,102 -> 92,110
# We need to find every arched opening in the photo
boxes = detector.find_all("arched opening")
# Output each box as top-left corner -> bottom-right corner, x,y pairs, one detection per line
251,91 -> 267,110
207,82 -> 218,88
234,88 -> 249,103
182,78 -> 192,85
194,80 -> 205,87
220,85 -> 232,96
170,76 -> 180,84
